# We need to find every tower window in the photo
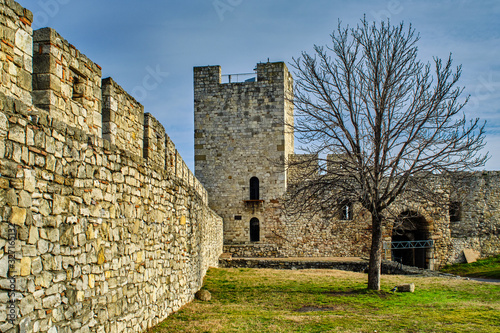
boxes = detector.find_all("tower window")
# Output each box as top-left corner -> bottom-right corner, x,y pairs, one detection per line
250,217 -> 260,242
250,177 -> 259,200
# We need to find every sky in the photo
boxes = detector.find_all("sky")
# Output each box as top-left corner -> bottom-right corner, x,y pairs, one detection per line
16,0 -> 500,171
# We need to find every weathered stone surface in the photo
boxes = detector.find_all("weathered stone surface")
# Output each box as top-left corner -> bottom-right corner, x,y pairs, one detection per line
0,254 -> 9,278
20,257 -> 31,276
10,206 -> 27,226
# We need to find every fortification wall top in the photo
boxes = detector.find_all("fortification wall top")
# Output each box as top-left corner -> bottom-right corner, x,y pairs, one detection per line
102,77 -> 144,157
194,61 -> 291,94
0,0 -> 209,204
0,0 -> 33,105
32,27 -> 102,137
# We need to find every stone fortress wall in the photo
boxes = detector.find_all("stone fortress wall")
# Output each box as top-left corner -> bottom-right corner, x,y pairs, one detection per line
0,1 -> 223,333
194,60 -> 500,269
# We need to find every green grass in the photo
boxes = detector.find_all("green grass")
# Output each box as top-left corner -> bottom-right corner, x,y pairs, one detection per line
440,254 -> 500,279
148,268 -> 500,333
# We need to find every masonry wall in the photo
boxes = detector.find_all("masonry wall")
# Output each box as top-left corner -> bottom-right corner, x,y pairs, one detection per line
194,62 -> 293,244
33,28 -> 102,137
225,168 -> 500,268
0,0 -> 33,105
102,77 -> 144,157
0,2 -> 223,332
447,172 -> 500,264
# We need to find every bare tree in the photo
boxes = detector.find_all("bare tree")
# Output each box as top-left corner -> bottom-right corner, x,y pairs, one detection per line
286,18 -> 488,290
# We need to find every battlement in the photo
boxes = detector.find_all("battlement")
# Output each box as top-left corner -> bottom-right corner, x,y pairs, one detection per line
0,0 -> 33,105
33,27 -> 103,137
0,1 -> 207,203
194,61 -> 293,94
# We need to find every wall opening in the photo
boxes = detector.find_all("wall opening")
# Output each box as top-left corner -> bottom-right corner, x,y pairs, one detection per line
250,217 -> 260,242
250,177 -> 259,200
449,201 -> 462,222
340,201 -> 352,220
392,211 -> 431,269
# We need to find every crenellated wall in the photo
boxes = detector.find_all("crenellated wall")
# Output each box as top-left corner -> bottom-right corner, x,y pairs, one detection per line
0,0 -> 33,105
143,112 -> 166,168
32,28 -> 103,138
0,2 -> 223,333
102,77 -> 144,158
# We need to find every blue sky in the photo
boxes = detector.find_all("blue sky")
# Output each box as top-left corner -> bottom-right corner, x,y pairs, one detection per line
17,0 -> 500,170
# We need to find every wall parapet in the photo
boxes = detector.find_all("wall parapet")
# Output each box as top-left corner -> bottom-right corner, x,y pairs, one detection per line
0,0 -> 33,105
102,77 -> 144,158
33,27 -> 103,138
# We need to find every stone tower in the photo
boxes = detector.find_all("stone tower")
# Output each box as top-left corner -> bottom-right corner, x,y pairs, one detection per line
194,62 -> 294,245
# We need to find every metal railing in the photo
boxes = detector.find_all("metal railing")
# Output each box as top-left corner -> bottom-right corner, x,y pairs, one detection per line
221,72 -> 257,84
384,240 -> 434,250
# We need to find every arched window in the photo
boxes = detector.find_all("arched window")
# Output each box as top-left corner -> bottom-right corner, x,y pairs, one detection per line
250,218 -> 260,242
341,201 -> 352,220
250,177 -> 259,200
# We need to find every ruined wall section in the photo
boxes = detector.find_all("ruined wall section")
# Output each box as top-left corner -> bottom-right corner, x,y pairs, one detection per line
32,28 -> 102,137
0,0 -> 33,105
194,62 -> 293,244
102,77 -> 144,157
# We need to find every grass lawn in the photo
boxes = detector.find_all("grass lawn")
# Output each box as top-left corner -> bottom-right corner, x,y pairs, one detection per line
440,254 -> 500,279
148,268 -> 500,333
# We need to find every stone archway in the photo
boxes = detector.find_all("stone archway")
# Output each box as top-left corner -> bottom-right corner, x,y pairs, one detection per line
392,211 -> 432,269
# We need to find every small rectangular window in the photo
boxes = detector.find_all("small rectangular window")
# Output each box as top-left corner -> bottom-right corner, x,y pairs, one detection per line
234,215 -> 242,220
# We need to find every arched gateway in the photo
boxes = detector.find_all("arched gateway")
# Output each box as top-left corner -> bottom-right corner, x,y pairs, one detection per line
391,211 -> 433,269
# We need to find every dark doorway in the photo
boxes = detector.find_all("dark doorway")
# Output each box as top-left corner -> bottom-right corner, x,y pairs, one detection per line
250,218 -> 260,242
250,177 -> 259,200
392,211 -> 430,269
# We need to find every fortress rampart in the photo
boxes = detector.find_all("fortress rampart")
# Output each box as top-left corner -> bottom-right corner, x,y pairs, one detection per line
0,1 -> 223,332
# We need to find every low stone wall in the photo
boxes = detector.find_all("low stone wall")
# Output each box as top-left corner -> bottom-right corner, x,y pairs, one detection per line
219,258 -> 459,278
0,93 -> 223,333
223,244 -> 280,258
219,258 -> 369,273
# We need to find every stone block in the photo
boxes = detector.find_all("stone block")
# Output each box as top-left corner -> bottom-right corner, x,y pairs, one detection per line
42,294 -> 61,309
397,283 -> 415,293
20,257 -> 31,276
0,254 -> 9,278
10,206 -> 27,226
463,249 -> 480,263
8,125 -> 25,144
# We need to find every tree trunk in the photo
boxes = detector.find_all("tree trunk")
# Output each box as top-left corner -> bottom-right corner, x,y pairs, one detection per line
367,213 -> 383,290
